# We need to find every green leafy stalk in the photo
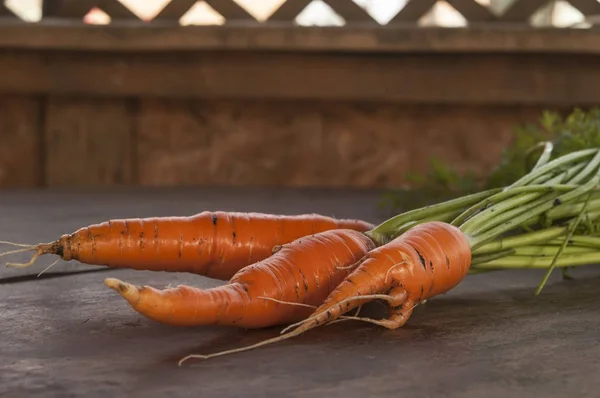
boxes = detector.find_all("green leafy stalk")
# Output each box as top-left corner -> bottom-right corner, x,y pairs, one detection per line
366,188 -> 502,245
534,191 -> 594,295
474,252 -> 600,269
371,142 -> 600,295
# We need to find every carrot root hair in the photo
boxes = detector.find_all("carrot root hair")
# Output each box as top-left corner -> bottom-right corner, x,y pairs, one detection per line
336,301 -> 420,328
0,240 -> 37,248
36,258 -> 61,277
177,292 -> 400,365
3,242 -> 57,268
257,297 -> 317,309
178,325 -> 309,366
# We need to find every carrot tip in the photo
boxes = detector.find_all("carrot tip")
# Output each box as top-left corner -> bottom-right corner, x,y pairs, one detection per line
104,278 -> 140,303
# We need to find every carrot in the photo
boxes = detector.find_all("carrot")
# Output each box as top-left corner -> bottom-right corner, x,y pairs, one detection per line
2,212 -> 373,280
104,228 -> 376,328
282,221 -> 471,331
175,147 -> 600,363
105,149 -> 598,337
97,190 -> 508,330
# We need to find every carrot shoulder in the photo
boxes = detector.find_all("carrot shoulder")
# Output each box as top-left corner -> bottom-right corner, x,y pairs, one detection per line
105,228 -> 376,329
5,211 -> 373,280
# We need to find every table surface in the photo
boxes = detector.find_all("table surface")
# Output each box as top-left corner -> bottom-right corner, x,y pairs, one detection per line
2,187 -> 600,398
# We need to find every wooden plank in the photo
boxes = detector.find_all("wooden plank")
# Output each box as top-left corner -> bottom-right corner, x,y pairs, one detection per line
2,24 -> 600,54
136,99 -> 541,188
43,97 -> 134,187
2,50 -> 600,105
321,0 -> 376,23
98,0 -> 140,21
3,247 -> 600,397
0,96 -> 41,188
500,0 -> 550,22
42,0 -> 64,17
204,0 -> 256,21
39,0 -> 135,20
53,0 -> 99,19
568,0 -> 600,18
446,0 -> 497,22
153,0 -> 197,21
388,0 -> 437,24
267,0 -> 312,21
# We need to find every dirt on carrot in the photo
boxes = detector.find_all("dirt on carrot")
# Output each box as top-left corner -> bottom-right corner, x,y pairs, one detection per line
1,211 -> 373,280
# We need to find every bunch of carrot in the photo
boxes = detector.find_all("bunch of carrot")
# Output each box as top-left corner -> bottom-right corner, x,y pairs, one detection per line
3,143 -> 600,365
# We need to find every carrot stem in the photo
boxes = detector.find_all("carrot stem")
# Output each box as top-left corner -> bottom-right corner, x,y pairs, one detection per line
370,185 -> 589,245
456,164 -> 591,233
534,191 -> 595,295
366,188 -> 502,244
549,235 -> 600,248
530,141 -> 554,171
507,148 -> 597,188
471,226 -> 568,255
473,252 -> 600,269
467,151 -> 600,250
470,249 -> 516,266
512,245 -> 596,255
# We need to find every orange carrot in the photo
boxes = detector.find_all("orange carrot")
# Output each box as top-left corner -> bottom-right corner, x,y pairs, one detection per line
175,221 -> 471,362
285,221 -> 471,332
4,212 -> 373,280
175,149 -> 600,362
104,228 -> 376,328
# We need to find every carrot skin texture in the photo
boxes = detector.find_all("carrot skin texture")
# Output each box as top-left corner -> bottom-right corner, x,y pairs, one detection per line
106,229 -> 377,329
54,212 -> 373,280
296,221 -> 471,332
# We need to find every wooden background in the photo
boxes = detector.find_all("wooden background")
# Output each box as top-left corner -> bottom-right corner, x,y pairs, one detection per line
1,0 -> 599,189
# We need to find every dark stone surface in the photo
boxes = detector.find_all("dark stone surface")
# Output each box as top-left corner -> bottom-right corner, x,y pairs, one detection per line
1,188 -> 600,398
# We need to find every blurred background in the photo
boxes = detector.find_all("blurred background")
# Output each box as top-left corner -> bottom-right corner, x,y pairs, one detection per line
0,0 -> 598,192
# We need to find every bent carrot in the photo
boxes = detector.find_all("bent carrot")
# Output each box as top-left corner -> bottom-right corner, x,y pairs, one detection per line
175,221 -> 470,362
295,221 -> 471,330
3,212 -> 373,280
97,190 -> 507,332
176,148 -> 600,362
105,228 -> 376,328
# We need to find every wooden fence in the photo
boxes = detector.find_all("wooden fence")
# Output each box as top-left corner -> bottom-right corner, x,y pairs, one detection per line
24,0 -> 600,26
1,0 -> 600,189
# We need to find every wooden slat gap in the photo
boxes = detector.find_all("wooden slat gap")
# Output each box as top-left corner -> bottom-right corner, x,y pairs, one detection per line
388,0 -> 437,24
267,0 -> 313,21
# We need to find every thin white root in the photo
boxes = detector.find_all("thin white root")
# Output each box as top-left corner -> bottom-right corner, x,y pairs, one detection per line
384,260 -> 407,284
0,241 -> 36,248
257,297 -> 317,309
325,305 -> 363,326
335,258 -> 365,271
176,295 -> 408,365
279,294 -> 395,335
4,243 -> 54,269
178,326 -> 307,366
328,301 -> 421,328
1,247 -> 36,258
354,304 -> 363,317
5,250 -> 41,268
37,258 -> 61,277
335,315 -> 392,327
